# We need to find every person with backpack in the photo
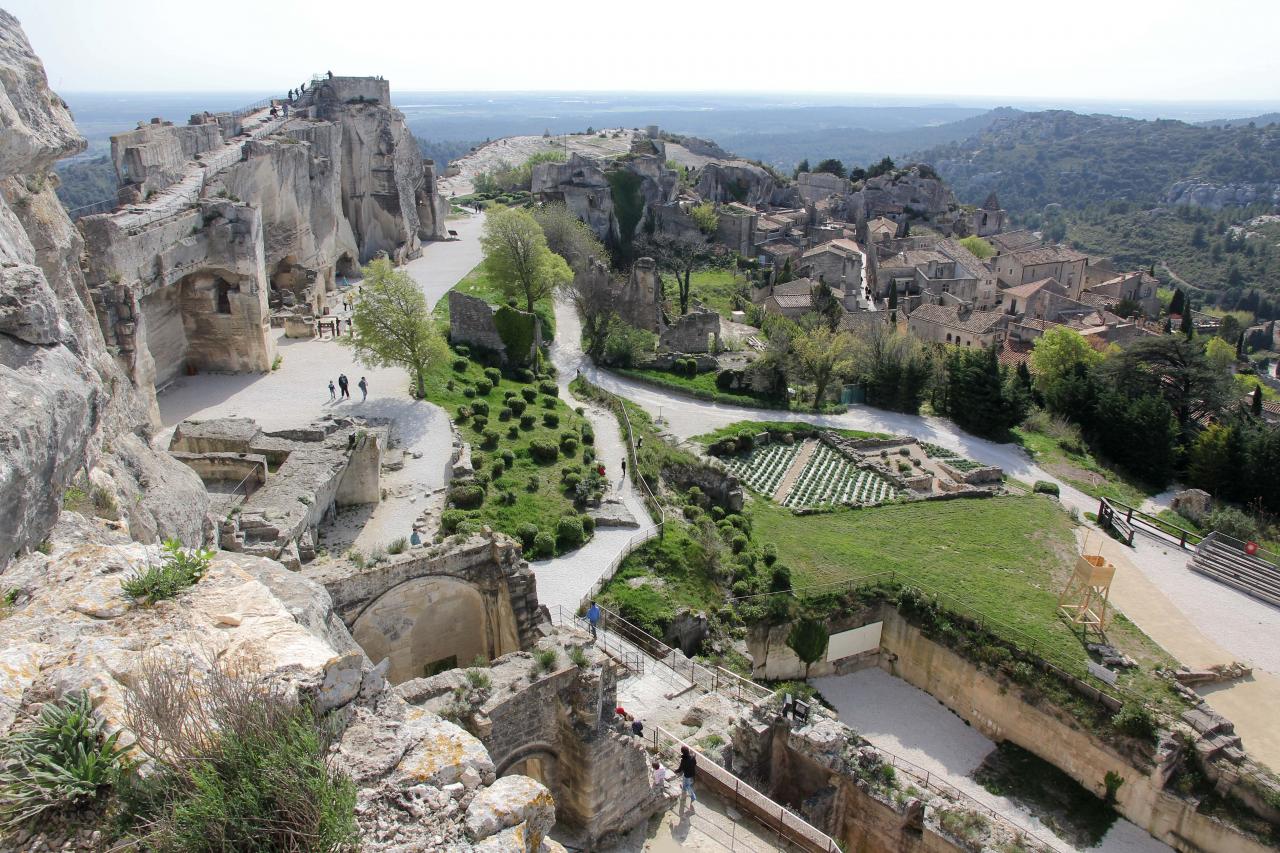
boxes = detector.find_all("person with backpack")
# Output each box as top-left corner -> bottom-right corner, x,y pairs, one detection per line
677,746 -> 697,805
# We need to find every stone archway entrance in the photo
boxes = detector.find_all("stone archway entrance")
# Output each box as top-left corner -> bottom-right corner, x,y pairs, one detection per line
350,575 -> 520,684
497,742 -> 559,793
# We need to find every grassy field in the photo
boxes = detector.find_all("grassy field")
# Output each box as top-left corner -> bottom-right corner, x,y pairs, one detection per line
688,267 -> 749,318
691,420 -> 893,446
751,495 -> 1183,712
615,367 -> 786,407
1012,426 -> 1157,506
432,264 -> 555,339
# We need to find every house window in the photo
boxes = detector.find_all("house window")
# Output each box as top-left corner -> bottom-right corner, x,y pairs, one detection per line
946,333 -> 952,343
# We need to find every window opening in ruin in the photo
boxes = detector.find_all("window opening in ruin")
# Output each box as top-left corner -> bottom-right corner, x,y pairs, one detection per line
216,279 -> 232,314
424,655 -> 458,678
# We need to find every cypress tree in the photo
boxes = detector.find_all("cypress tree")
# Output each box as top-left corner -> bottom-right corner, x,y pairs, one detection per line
1254,384 -> 1264,418
1169,288 -> 1186,317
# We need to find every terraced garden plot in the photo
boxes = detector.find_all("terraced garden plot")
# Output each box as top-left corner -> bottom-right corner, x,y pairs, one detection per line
781,444 -> 898,509
920,442 -> 982,472
716,440 -> 801,497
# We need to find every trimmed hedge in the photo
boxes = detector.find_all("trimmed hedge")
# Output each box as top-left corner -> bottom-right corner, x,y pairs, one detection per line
1033,480 -> 1060,496
556,515 -> 585,548
543,412 -> 560,428
516,522 -> 539,547
449,483 -> 485,509
533,531 -> 555,557
520,414 -> 537,430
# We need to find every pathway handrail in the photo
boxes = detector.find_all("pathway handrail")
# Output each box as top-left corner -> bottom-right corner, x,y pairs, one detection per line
1202,529 -> 1280,568
651,724 -> 842,853
1099,497 -> 1202,550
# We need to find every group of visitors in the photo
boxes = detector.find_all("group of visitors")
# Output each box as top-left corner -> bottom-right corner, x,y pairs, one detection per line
328,373 -> 368,403
651,748 -> 698,807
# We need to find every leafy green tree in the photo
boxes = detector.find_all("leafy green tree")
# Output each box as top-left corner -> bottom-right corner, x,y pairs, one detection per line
867,156 -> 896,178
941,346 -> 1027,437
813,159 -> 846,178
533,202 -> 604,271
1187,424 -> 1237,496
1091,390 -> 1177,486
1205,336 -> 1236,372
345,258 -> 448,398
958,235 -> 995,259
792,326 -> 857,410
786,618 -> 829,678
1216,313 -> 1242,346
481,206 -> 573,314
793,158 -> 810,178
1029,327 -> 1103,414
1106,336 -> 1233,443
689,202 -> 720,235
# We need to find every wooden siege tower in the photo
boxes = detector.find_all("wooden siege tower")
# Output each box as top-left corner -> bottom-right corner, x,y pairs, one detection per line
1057,553 -> 1115,636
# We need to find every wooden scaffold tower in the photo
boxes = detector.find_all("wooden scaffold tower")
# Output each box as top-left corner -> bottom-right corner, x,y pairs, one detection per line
1057,544 -> 1115,637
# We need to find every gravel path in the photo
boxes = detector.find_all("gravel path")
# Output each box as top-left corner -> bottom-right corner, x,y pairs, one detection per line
814,669 -> 1171,853
528,297 -> 656,611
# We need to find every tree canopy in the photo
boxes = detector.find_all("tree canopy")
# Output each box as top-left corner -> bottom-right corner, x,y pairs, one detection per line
481,205 -> 573,313
344,258 -> 448,398
786,618 -> 829,678
792,325 -> 857,410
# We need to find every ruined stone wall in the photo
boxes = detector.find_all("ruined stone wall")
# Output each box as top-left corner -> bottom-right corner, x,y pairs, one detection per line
0,10 -> 207,566
659,307 -> 720,353
110,121 -> 224,199
880,610 -> 1273,853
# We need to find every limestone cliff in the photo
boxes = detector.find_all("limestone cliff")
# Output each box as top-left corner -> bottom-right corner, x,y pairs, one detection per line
0,10 -> 207,568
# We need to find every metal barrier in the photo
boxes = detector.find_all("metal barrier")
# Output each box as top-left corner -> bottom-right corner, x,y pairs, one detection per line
651,725 -> 842,853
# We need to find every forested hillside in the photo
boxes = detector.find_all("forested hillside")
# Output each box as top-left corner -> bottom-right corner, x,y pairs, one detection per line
915,110 -> 1280,214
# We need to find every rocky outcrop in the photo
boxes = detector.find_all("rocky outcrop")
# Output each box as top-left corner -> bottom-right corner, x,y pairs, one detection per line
300,77 -> 447,261
695,161 -> 794,208
1166,180 -> 1280,209
0,10 -> 207,568
532,152 -> 679,245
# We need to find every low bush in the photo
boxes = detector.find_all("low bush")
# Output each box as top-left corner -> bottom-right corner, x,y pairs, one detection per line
521,386 -> 538,403
533,531 -> 555,557
508,425 -> 520,439
121,539 -> 213,603
529,439 -> 559,463
456,405 -> 471,423
557,515 -> 586,548
526,475 -> 540,492
580,514 -> 595,535
730,533 -> 749,553
1111,704 -> 1157,743
463,386 -> 476,398
509,398 -> 527,416
387,537 -> 408,555
498,407 -> 513,421
520,414 -> 536,430
452,357 -> 468,372
515,368 -> 535,383
540,395 -> 557,409
501,449 -> 515,465
449,482 -> 486,509
581,427 -> 594,445
481,430 -> 500,450
1033,480 -> 1060,496
491,461 -> 505,478
516,523 -> 539,548
441,509 -> 469,533
568,646 -> 589,668
474,379 -> 491,396
560,436 -> 577,454
543,412 -> 560,428
484,367 -> 502,385
563,472 -> 583,490
1207,505 -> 1259,541
533,648 -> 558,674
470,399 -> 489,416
539,381 -> 558,397
471,415 -> 488,432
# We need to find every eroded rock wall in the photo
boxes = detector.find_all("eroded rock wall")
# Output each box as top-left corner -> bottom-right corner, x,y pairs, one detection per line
0,10 -> 207,567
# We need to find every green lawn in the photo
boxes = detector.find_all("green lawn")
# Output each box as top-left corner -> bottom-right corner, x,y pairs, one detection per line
688,267 -> 749,319
615,367 -> 784,407
432,264 -> 555,340
691,420 -> 893,446
1012,426 -> 1157,506
598,521 -> 723,636
751,495 -> 1184,714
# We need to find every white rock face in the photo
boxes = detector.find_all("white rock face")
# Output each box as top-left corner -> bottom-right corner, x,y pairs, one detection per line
0,10 -> 207,568
465,775 -> 557,849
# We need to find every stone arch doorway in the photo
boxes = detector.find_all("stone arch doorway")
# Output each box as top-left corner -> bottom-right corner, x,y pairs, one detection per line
350,575 -> 520,685
335,252 -> 358,284
497,742 -> 559,792
140,268 -> 248,387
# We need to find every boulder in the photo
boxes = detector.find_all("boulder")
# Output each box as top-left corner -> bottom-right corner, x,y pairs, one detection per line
465,775 -> 556,848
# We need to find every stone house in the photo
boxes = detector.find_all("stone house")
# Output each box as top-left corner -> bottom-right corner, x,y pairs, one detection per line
798,238 -> 865,294
1084,270 -> 1160,317
762,278 -> 819,319
966,193 -> 1006,237
994,244 -> 1089,298
907,303 -> 1007,349
867,216 -> 899,242
988,229 -> 1041,256
1002,277 -> 1067,317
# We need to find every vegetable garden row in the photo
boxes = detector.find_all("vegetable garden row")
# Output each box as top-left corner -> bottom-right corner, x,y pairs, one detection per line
781,443 -> 898,508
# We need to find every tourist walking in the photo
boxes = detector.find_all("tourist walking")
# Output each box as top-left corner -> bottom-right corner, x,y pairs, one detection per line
677,746 -> 697,805
338,374 -> 350,399
358,376 -> 368,402
620,458 -> 626,483
586,600 -> 600,639
630,717 -> 643,738
328,380 -> 336,401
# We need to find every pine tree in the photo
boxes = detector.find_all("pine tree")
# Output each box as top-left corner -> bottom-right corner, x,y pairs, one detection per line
1180,308 -> 1193,338
887,284 -> 898,311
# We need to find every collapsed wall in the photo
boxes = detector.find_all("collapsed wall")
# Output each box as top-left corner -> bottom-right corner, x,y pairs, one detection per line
0,9 -> 208,568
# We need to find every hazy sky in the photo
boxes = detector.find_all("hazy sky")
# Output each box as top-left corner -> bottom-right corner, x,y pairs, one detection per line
10,0 -> 1280,102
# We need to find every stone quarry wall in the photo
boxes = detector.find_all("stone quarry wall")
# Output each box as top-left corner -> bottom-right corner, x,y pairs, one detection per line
747,600 -> 886,680
880,610 -> 1273,853
0,10 -> 208,567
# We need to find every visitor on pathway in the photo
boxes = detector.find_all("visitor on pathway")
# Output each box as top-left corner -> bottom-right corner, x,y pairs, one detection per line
651,761 -> 671,789
630,717 -> 643,737
328,380 -> 336,401
587,600 -> 601,639
338,374 -> 350,399
358,377 -> 368,401
620,458 -> 626,483
410,530 -> 422,546
677,747 -> 697,804
636,437 -> 643,450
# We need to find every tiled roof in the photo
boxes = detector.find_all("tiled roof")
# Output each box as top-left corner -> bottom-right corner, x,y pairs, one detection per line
909,303 -> 1005,335
1003,277 -> 1061,301
998,337 -> 1033,368
803,237 -> 863,259
990,230 -> 1040,253
1011,244 -> 1088,266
